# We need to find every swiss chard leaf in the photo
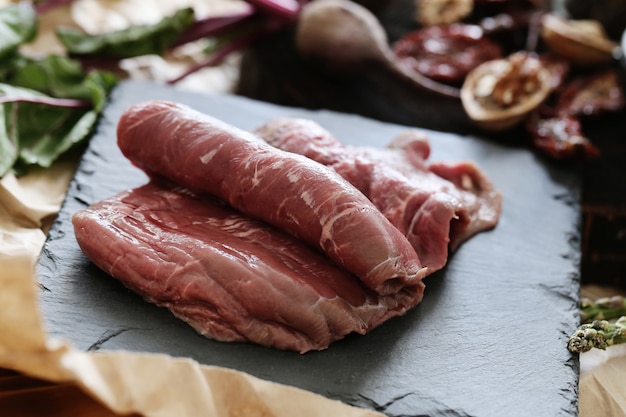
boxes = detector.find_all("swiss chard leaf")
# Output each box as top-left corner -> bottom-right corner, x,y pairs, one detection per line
0,84 -> 46,177
0,3 -> 37,60
0,102 -> 19,177
0,62 -> 116,174
56,7 -> 196,58
17,104 -> 97,168
0,51 -> 30,82
8,54 -> 117,111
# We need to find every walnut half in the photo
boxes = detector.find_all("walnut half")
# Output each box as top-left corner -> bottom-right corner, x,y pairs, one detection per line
541,14 -> 619,67
461,52 -> 551,131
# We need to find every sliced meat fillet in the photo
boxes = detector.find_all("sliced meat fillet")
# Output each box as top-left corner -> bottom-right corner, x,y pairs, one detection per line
72,183 -> 424,353
254,118 -> 502,272
116,101 -> 426,296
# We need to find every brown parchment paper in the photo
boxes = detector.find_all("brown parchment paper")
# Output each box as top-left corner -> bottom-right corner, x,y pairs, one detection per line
0,0 -> 625,415
579,346 -> 626,417
579,356 -> 626,417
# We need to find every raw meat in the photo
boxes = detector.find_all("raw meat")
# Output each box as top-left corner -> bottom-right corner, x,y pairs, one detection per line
117,101 -> 426,296
74,101 -> 501,353
253,118 -> 502,273
72,183 -> 424,353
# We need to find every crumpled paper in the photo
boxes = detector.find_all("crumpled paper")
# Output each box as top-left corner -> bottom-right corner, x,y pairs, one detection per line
578,339 -> 626,417
580,360 -> 626,417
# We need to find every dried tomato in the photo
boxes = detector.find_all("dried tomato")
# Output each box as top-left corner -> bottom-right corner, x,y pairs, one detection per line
538,53 -> 570,92
392,24 -> 503,85
557,70 -> 625,117
526,111 -> 600,160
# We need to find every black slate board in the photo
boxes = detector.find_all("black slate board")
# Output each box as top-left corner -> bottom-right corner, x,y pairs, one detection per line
37,80 -> 581,417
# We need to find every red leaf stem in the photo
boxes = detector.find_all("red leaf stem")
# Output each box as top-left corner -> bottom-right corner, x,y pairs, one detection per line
0,96 -> 91,108
244,0 -> 301,22
34,0 -> 77,14
167,28 -> 271,85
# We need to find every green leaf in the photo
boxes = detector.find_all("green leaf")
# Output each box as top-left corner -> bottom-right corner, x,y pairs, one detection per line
0,6 -> 119,178
8,54 -> 87,97
0,3 -> 38,60
0,103 -> 19,177
18,107 -> 97,168
56,7 -> 195,58
8,54 -> 117,111
83,70 -> 118,112
0,51 -> 30,82
0,79 -> 115,172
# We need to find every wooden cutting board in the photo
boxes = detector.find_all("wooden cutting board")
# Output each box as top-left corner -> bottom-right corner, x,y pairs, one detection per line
37,80 -> 581,417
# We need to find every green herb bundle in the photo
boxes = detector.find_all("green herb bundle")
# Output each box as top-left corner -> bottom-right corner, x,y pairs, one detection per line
568,296 -> 626,353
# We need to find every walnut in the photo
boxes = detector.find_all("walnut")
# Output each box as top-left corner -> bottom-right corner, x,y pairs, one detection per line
473,52 -> 544,108
461,52 -> 551,131
540,14 -> 619,67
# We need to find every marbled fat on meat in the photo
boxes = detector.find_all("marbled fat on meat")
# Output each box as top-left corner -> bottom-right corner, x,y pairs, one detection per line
117,101 -> 426,296
72,184 -> 424,353
253,118 -> 502,274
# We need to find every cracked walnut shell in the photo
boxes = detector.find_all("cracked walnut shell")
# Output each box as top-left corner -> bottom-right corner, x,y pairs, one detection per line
460,52 -> 552,131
